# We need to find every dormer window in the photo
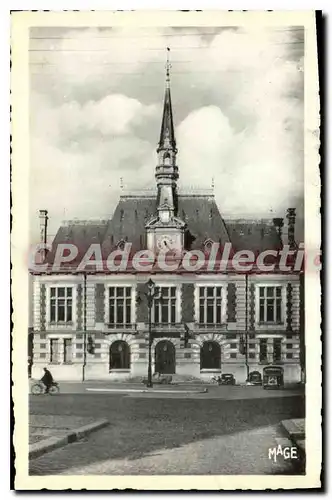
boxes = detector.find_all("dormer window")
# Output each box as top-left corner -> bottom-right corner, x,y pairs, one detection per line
204,238 -> 214,251
116,239 -> 126,250
163,151 -> 171,166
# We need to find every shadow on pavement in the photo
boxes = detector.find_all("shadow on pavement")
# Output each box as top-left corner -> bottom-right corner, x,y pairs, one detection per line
29,393 -> 305,475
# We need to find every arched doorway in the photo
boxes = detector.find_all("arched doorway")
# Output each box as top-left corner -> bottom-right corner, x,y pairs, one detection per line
200,341 -> 221,370
155,340 -> 175,374
109,340 -> 130,370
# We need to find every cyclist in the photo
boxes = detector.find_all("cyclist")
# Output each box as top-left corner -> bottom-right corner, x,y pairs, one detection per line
40,367 -> 54,394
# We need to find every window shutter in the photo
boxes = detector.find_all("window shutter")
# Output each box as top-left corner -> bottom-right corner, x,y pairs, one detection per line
286,283 -> 293,331
77,284 -> 82,330
136,283 -> 148,322
40,284 -> 46,330
181,283 -> 195,323
227,283 -> 236,322
95,284 -> 105,322
249,284 -> 255,331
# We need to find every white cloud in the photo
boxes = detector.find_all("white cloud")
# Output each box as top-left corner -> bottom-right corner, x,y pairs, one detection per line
30,26 -> 304,242
32,91 -> 158,140
177,106 -> 235,185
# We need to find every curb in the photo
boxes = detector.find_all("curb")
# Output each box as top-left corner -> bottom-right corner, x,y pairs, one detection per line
280,419 -> 305,456
85,387 -> 208,395
29,419 -> 109,460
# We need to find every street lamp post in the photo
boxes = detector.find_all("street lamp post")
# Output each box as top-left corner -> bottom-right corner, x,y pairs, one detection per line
137,278 -> 162,388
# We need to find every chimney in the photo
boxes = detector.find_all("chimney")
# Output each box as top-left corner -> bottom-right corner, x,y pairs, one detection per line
272,217 -> 284,239
39,209 -> 48,261
286,208 -> 296,249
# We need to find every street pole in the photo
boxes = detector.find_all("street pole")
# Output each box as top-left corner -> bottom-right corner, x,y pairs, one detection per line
245,273 -> 249,381
147,295 -> 153,388
136,279 -> 163,388
82,272 -> 87,382
136,278 -> 162,388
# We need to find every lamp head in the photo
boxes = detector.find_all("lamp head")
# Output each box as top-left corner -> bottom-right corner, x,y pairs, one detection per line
147,278 -> 155,292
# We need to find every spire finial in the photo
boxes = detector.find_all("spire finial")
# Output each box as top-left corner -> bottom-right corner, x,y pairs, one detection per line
165,47 -> 171,88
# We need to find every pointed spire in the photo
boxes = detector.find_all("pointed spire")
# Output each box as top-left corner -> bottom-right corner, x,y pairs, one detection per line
165,46 -> 171,89
158,47 -> 176,152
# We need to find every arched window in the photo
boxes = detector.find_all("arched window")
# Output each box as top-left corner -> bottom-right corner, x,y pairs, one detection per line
109,341 -> 130,370
163,151 -> 171,165
200,341 -> 221,370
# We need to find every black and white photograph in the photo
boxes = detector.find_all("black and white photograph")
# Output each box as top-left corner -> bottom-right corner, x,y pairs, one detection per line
11,10 -> 321,490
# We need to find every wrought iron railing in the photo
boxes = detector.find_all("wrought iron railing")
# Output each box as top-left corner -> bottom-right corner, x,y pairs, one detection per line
105,323 -> 137,331
193,323 -> 228,330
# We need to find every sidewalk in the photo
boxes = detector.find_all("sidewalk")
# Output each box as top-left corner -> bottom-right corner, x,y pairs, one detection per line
280,418 -> 305,454
30,423 -> 299,476
29,379 -> 209,393
29,379 -> 304,389
29,414 -> 109,459
29,380 -> 304,400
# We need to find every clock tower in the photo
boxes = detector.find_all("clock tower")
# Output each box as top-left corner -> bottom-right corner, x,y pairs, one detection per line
146,49 -> 186,253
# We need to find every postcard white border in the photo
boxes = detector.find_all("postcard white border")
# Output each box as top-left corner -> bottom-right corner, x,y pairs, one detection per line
11,10 -> 321,490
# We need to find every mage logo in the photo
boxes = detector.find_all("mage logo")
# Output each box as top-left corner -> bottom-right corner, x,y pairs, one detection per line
268,445 -> 298,462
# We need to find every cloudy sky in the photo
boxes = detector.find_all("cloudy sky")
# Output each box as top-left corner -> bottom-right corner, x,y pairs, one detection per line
29,25 -> 304,243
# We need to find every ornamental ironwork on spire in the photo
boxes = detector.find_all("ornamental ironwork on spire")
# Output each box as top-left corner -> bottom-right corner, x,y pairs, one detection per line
157,47 -> 177,153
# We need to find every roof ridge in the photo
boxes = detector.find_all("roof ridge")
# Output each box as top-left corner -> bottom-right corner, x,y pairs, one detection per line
61,219 -> 109,226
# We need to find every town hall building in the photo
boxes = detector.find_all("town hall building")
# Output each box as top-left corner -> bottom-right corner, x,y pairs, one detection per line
30,61 -> 304,384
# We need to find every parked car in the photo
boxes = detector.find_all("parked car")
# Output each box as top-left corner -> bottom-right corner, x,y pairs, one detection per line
220,373 -> 236,385
247,371 -> 262,385
262,366 -> 284,389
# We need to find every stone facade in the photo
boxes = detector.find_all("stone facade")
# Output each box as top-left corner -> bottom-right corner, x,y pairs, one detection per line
31,273 -> 302,382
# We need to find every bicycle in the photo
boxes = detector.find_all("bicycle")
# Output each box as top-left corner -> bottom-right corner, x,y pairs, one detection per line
31,381 -> 60,395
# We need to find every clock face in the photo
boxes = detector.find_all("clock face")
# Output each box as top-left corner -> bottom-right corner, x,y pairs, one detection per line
157,235 -> 174,250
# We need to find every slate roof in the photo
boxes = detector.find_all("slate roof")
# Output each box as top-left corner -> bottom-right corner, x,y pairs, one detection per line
45,193 -> 283,267
46,221 -> 109,265
225,219 -> 283,253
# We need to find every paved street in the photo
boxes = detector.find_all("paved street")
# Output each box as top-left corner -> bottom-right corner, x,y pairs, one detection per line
29,388 -> 305,475
29,379 -> 303,399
